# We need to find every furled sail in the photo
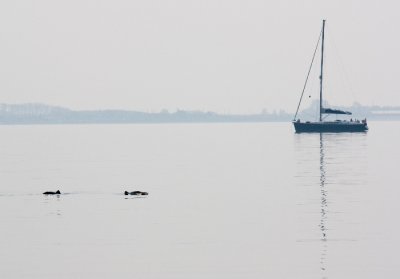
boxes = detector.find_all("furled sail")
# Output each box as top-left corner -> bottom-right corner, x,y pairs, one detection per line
321,108 -> 352,115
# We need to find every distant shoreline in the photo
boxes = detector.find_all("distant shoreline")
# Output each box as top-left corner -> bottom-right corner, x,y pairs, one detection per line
1,103 -> 400,124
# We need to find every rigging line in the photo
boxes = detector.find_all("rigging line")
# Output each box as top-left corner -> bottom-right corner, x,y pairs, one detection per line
293,29 -> 323,121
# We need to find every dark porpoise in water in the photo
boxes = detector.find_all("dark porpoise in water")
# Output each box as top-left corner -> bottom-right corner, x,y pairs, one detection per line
124,191 -> 148,196
43,190 -> 61,195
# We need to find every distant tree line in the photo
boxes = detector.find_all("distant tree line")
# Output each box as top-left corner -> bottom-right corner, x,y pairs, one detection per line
1,103 -> 400,124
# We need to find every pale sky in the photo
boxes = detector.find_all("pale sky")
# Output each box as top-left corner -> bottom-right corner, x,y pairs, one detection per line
0,0 -> 398,113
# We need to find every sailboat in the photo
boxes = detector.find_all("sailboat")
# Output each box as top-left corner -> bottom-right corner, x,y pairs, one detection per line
292,20 -> 368,133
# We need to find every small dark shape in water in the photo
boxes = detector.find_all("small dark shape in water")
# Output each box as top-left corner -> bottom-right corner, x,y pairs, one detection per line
124,191 -> 148,196
43,190 -> 61,195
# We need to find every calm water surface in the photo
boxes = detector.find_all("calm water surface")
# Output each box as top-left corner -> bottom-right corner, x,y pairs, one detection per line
0,122 -> 399,278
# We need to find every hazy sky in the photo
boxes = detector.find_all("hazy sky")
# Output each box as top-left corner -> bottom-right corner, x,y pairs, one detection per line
0,0 -> 398,113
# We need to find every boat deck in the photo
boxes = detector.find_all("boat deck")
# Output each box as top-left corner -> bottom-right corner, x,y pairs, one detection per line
293,120 -> 368,133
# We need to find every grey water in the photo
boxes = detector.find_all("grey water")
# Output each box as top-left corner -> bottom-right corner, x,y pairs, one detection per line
0,122 -> 399,278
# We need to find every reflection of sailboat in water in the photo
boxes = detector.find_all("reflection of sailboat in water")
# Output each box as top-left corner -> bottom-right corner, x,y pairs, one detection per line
319,133 -> 328,275
295,132 -> 367,278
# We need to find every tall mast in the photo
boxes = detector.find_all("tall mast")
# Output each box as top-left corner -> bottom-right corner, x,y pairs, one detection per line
319,20 -> 326,122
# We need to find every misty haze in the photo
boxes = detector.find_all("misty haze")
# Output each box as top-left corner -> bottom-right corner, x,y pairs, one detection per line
1,1 -> 400,278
